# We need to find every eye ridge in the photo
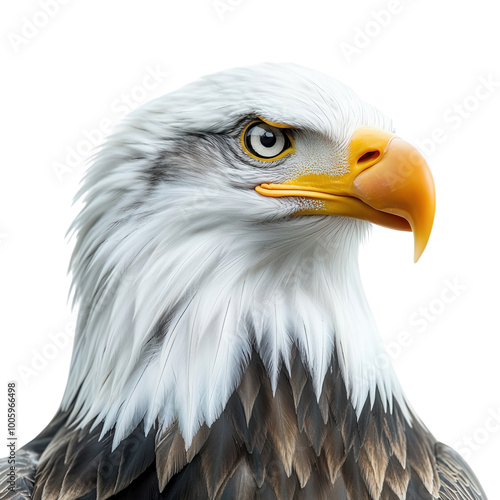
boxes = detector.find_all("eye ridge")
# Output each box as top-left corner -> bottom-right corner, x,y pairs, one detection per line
241,121 -> 294,161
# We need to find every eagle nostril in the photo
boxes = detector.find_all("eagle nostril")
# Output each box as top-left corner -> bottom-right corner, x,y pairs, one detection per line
358,150 -> 381,165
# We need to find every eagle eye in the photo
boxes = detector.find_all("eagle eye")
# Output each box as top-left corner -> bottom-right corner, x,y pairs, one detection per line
241,121 -> 293,161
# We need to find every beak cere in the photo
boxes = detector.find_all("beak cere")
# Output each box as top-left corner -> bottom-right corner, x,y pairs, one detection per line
255,127 -> 436,262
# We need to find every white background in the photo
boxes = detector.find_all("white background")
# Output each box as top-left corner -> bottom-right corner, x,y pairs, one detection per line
1,0 -> 499,497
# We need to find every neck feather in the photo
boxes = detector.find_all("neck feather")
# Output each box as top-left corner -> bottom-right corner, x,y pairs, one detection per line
63,212 -> 410,449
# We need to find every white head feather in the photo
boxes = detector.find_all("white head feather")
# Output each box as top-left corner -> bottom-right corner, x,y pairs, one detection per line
62,62 -> 410,449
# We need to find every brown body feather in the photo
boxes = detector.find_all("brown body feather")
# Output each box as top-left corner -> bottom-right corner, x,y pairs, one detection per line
1,346 -> 487,500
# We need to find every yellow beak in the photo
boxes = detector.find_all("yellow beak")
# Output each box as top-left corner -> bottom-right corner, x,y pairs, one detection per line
255,127 -> 436,262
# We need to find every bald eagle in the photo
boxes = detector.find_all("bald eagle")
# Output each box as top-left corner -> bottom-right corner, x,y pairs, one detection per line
0,63 -> 487,500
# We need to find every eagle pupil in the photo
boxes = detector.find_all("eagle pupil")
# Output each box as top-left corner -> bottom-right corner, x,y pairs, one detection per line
260,130 -> 276,148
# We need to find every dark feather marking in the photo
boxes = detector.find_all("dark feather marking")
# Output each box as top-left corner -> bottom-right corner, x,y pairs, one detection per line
405,422 -> 438,497
404,474 -> 436,500
159,455 -> 209,500
32,421 -> 155,500
0,450 -> 38,500
253,482 -> 278,500
291,431 -> 316,488
248,448 -> 266,489
154,421 -> 210,492
340,403 -> 362,461
267,370 -> 299,474
300,468 -> 339,500
379,484 -> 402,500
219,460 -> 256,500
107,462 -> 160,500
246,377 -> 272,454
318,423 -> 346,484
20,346 -> 488,500
331,474 -> 349,500
0,409 -> 71,500
383,454 -> 411,498
26,410 -> 72,457
230,393 -> 254,454
33,424 -> 84,500
302,392 -> 327,456
186,424 -> 211,463
199,411 -> 242,498
57,426 -> 110,498
289,351 -> 308,410
155,424 -> 187,491
355,397 -> 372,448
435,442 -> 487,499
365,392 -> 386,446
341,448 -> 372,500
295,389 -> 312,434
357,419 -> 389,498
383,403 -> 407,469
317,384 -> 330,425
146,153 -> 171,186
265,458 -> 297,500
236,358 -> 261,425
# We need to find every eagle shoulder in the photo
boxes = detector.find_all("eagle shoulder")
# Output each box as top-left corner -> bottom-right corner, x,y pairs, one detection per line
0,450 -> 38,500
435,442 -> 487,500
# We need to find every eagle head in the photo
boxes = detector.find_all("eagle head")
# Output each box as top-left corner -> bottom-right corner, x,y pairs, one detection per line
64,62 -> 435,448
